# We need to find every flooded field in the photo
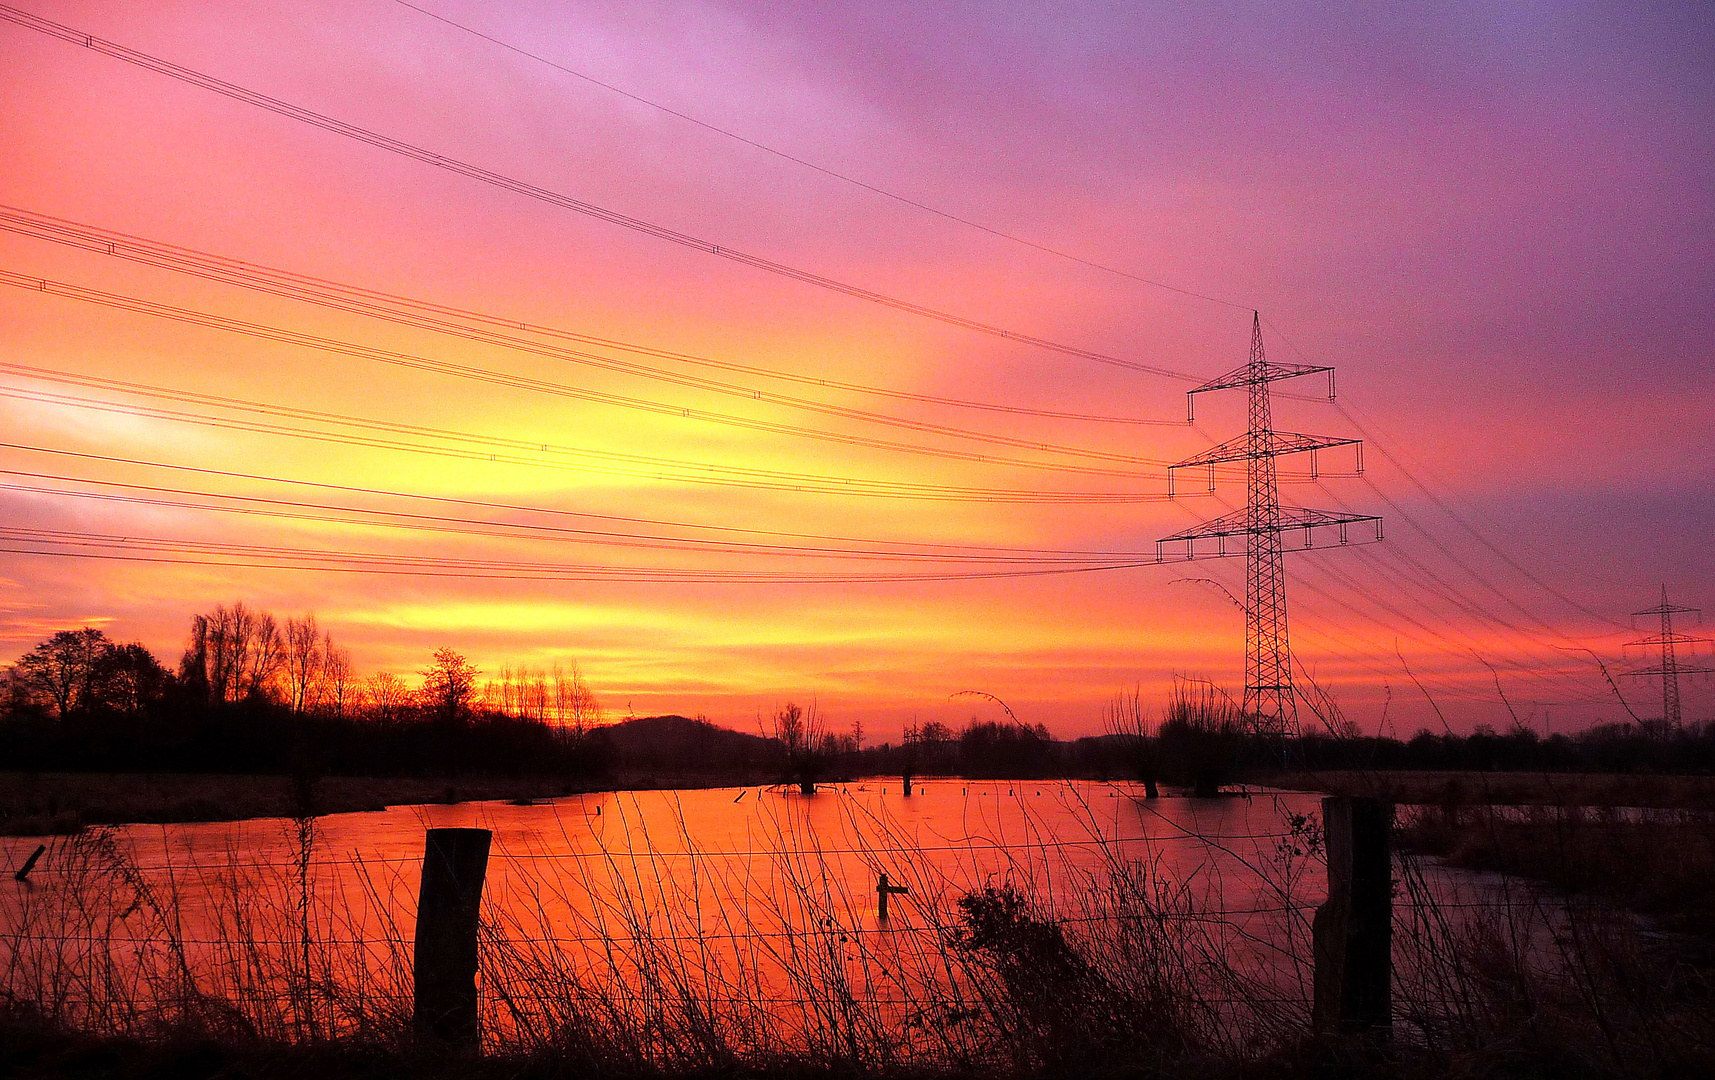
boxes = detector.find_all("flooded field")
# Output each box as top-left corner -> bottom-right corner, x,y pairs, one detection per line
0,781 -> 1591,1062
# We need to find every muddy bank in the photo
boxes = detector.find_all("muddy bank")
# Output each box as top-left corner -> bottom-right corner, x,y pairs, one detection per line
0,772 -> 609,836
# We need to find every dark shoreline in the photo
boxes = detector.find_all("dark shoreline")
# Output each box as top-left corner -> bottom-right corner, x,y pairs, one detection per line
6,767 -> 1714,839
0,770 -> 774,837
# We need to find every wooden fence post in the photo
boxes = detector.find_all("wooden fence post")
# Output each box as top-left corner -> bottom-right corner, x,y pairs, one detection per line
1312,796 -> 1392,1035
414,827 -> 492,1046
877,873 -> 909,920
903,771 -> 913,797
13,843 -> 47,882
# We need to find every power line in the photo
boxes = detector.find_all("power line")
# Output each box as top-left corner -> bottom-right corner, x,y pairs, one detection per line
0,4 -> 1200,381
0,443 -> 1163,558
0,370 -> 1187,503
1214,472 -> 1580,699
0,526 -> 1158,585
389,0 -> 1252,314
0,267 -> 1184,480
1338,404 -> 1629,632
1254,317 -> 1625,633
1308,478 -> 1611,697
1292,552 -> 1603,705
0,209 -> 1200,433
1337,545 -> 1606,703
0,476 -> 1153,565
0,206 -> 1191,429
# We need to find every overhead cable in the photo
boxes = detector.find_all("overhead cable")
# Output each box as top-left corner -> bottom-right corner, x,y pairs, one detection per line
390,0 -> 1252,313
0,205 -> 1187,428
0,268 -> 1180,479
0,4 -> 1199,381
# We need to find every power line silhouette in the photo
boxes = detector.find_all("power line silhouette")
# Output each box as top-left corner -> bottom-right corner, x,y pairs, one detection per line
1156,315 -> 1379,734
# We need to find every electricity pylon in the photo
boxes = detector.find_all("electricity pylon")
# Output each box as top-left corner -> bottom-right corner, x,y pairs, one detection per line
1621,586 -> 1711,729
1156,314 -> 1380,736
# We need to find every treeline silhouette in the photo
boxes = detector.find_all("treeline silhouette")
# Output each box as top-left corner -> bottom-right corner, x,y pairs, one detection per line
0,606 -> 606,779
2,608 -> 1711,785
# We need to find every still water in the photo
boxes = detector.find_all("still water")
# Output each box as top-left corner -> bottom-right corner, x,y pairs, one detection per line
0,781 -> 1508,1049
4,780 -> 1328,935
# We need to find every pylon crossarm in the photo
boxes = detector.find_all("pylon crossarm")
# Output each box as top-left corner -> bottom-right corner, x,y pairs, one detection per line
1624,634 -> 1712,648
1170,431 -> 1360,470
1188,361 -> 1334,397
1621,666 -> 1715,677
1160,506 -> 1381,544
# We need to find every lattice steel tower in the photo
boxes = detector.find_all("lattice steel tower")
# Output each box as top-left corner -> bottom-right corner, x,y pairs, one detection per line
1156,314 -> 1380,735
1622,586 -> 1711,729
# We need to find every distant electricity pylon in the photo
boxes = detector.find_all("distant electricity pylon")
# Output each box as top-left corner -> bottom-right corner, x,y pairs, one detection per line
1156,314 -> 1380,736
1621,586 -> 1711,729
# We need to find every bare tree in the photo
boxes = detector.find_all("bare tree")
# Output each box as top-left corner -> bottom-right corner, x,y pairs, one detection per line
105,643 -> 168,718
1104,684 -> 1160,798
773,700 -> 827,795
364,671 -> 413,723
321,635 -> 352,719
240,611 -> 283,702
524,668 -> 549,724
553,661 -> 602,736
421,648 -> 479,726
282,614 -> 324,715
182,607 -> 231,703
183,602 -> 284,704
1158,680 -> 1246,798
487,668 -> 511,720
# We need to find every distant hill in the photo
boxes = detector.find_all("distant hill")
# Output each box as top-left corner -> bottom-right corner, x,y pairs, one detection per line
591,715 -> 779,779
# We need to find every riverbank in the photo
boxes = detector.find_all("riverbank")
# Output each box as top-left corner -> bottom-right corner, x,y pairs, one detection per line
1254,768 -> 1715,809
1399,802 -> 1715,938
12,767 -> 1715,838
0,771 -> 626,836
1255,768 -> 1715,946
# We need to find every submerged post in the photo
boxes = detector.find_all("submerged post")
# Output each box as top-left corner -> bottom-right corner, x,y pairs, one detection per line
877,872 -> 909,921
414,827 -> 492,1046
1312,797 -> 1392,1035
12,843 -> 46,882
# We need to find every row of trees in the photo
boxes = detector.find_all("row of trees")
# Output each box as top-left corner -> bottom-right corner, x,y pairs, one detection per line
180,605 -> 354,715
4,628 -> 169,720
8,608 -> 1710,783
2,603 -> 607,777
4,603 -> 602,731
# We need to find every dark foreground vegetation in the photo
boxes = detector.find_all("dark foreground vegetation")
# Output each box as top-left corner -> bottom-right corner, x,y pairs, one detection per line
1,801 -> 1710,1080
1402,803 -> 1715,938
5,607 -> 1715,1077
0,1021 -> 1676,1080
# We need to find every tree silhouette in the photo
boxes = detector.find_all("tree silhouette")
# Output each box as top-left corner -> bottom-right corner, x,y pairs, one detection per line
421,648 -> 479,727
13,628 -> 115,719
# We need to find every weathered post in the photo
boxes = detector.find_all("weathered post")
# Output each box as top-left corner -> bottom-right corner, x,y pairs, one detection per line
414,828 -> 492,1046
877,872 -> 910,920
903,771 -> 913,797
1312,797 -> 1392,1035
13,843 -> 46,882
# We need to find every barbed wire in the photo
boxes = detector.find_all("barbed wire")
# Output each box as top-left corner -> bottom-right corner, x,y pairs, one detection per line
7,829 -> 1312,875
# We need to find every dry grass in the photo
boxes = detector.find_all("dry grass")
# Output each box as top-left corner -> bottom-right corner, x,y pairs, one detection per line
1400,804 -> 1715,939
0,790 -> 1711,1077
1260,770 -> 1715,811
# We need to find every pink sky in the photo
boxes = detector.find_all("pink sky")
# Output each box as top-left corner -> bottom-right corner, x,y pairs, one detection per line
0,0 -> 1709,737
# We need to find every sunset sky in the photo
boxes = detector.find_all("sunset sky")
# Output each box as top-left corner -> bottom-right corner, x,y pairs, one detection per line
1,0 -> 1710,738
